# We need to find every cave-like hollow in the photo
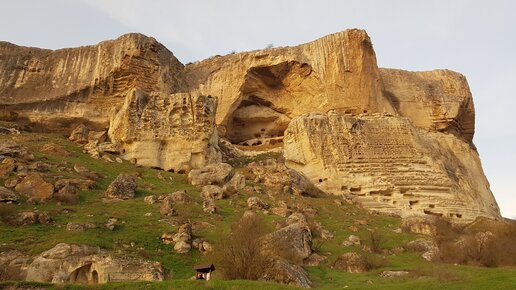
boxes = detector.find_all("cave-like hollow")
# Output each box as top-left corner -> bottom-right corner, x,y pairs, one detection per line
225,95 -> 290,148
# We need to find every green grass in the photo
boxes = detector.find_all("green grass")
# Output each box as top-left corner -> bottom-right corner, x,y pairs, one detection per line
1,132 -> 516,289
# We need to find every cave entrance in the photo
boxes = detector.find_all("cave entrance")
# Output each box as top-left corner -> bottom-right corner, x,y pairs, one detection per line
69,263 -> 92,284
225,95 -> 290,149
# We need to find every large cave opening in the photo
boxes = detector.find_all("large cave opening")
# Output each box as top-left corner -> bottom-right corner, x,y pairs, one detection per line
222,61 -> 321,150
226,95 -> 290,148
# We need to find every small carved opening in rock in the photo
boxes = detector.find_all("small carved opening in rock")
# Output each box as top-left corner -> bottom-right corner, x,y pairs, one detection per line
456,214 -> 462,218
318,179 -> 323,183
350,187 -> 361,193
91,270 -> 99,284
429,204 -> 435,208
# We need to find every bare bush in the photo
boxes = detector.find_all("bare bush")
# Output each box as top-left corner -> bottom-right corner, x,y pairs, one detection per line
437,218 -> 516,267
367,229 -> 385,254
211,214 -> 270,280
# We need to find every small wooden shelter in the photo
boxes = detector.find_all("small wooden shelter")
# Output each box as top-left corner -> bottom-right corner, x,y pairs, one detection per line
193,263 -> 215,280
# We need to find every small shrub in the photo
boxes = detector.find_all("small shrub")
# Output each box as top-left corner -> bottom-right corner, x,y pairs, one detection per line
0,204 -> 16,225
367,229 -> 386,254
364,253 -> 388,270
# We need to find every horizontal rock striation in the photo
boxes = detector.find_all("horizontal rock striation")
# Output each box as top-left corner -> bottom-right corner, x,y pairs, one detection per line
284,112 -> 499,223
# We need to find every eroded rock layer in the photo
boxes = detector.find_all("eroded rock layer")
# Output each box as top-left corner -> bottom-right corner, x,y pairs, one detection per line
284,112 -> 499,223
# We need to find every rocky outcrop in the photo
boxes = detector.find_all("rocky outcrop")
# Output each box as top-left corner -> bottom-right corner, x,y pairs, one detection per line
25,243 -> 163,283
0,33 -> 185,126
108,89 -> 221,171
284,112 -> 500,223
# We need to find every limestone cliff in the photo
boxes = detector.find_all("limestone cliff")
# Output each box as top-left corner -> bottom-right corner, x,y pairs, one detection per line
0,29 -> 501,221
0,33 -> 185,125
283,113 -> 499,223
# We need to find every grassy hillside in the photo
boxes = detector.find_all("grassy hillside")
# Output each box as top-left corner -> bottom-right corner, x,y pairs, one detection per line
1,128 -> 515,289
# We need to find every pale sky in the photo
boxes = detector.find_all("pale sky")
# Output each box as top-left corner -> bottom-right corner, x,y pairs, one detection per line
1,0 -> 514,218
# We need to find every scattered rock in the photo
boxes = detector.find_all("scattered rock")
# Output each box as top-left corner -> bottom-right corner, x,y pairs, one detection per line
104,173 -> 137,200
170,223 -> 192,254
144,195 -> 157,204
88,130 -> 107,144
0,186 -> 19,203
201,185 -> 225,200
102,155 -> 114,162
4,176 -> 19,188
187,163 -> 233,186
271,201 -> 293,217
305,252 -> 327,266
168,190 -> 191,203
15,211 -> 39,225
53,184 -> 79,204
379,270 -> 409,278
69,124 -> 89,144
66,222 -> 96,231
55,178 -> 96,191
332,252 -> 368,273
0,139 -> 28,157
202,198 -> 217,214
286,212 -> 308,226
161,232 -> 174,244
223,172 -> 245,195
40,143 -> 71,156
342,235 -> 361,247
159,196 -> 176,216
105,218 -> 118,230
15,172 -> 54,201
0,157 -> 16,178
28,161 -> 51,172
247,196 -> 269,211
38,212 -> 51,224
405,238 -> 440,261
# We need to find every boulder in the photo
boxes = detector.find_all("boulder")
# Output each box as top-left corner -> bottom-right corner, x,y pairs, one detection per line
55,179 -> 96,191
104,174 -> 137,200
286,212 -> 308,226
332,252 -> 368,273
202,198 -> 217,214
66,222 -> 96,231
188,163 -> 233,186
40,143 -> 71,156
159,196 -> 176,216
305,252 -> 327,266
144,195 -> 157,204
271,201 -> 293,217
0,140 -> 28,157
247,196 -> 269,211
0,186 -> 18,203
28,161 -> 51,172
53,184 -> 79,204
342,235 -> 361,247
223,172 -> 246,195
15,172 -> 54,201
405,238 -> 440,261
261,259 -> 311,288
105,218 -> 117,231
169,190 -> 191,203
201,185 -> 225,200
0,157 -> 16,178
15,211 -> 39,225
4,176 -> 19,188
263,222 -> 312,261
170,224 -> 192,254
379,270 -> 409,278
69,124 -> 89,144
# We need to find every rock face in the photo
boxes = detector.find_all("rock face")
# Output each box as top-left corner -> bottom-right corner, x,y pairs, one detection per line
0,29 -> 501,222
284,113 -> 499,223
25,243 -> 163,283
108,89 -> 221,171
